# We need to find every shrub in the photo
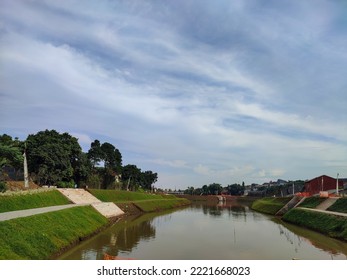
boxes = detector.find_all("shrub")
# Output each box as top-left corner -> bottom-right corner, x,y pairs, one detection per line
0,181 -> 7,193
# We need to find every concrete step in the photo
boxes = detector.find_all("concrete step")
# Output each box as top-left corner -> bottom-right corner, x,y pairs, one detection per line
315,197 -> 339,210
92,202 -> 124,218
276,195 -> 303,216
57,189 -> 101,204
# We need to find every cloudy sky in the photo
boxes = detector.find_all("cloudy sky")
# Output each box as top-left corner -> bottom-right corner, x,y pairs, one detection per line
1,0 -> 346,188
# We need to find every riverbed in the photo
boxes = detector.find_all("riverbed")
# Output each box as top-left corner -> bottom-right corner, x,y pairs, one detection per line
58,200 -> 347,260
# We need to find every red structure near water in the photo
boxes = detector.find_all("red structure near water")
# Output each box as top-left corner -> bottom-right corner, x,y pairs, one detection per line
304,175 -> 343,196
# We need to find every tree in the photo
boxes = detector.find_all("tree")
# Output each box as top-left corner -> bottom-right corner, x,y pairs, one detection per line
0,144 -> 23,169
100,142 -> 122,174
122,164 -> 142,190
141,170 -> 158,191
73,152 -> 92,186
26,130 -> 82,186
208,183 -> 223,195
0,134 -> 24,181
100,142 -> 122,188
87,140 -> 103,168
227,183 -> 245,195
184,186 -> 195,195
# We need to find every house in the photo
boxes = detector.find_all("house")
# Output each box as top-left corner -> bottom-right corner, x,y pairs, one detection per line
304,175 -> 343,196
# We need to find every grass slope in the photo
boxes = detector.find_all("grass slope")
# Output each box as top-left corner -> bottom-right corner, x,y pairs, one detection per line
298,197 -> 327,209
327,198 -> 347,213
88,189 -> 177,202
134,199 -> 191,212
251,197 -> 292,215
0,206 -> 108,259
0,190 -> 71,213
88,189 -> 190,212
283,208 -> 347,241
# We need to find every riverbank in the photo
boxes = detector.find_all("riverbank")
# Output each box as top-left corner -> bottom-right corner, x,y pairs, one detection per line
88,189 -> 191,215
0,189 -> 191,259
0,205 -> 109,259
251,196 -> 347,242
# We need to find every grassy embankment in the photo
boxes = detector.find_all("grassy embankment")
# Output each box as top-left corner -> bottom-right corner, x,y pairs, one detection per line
297,197 -> 327,209
0,189 -> 190,259
282,208 -> 347,241
327,198 -> 347,213
0,206 -> 108,259
251,197 -> 292,215
0,189 -> 71,213
88,189 -> 191,213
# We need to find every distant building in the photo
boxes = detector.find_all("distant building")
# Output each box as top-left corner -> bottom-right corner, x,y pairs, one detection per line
304,175 -> 343,196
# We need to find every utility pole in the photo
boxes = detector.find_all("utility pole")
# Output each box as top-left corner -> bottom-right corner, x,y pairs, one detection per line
336,173 -> 339,196
23,142 -> 29,188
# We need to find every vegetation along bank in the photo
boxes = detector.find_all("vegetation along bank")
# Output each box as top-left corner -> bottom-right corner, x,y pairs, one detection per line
88,189 -> 190,214
0,188 -> 190,259
252,196 -> 347,242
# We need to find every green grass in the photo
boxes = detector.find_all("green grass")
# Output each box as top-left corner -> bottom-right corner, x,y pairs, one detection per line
283,208 -> 347,241
0,190 -> 71,213
88,189 -> 175,202
0,206 -> 108,260
298,197 -> 327,209
251,197 -> 292,215
88,189 -> 190,212
134,198 -> 191,212
327,198 -> 347,213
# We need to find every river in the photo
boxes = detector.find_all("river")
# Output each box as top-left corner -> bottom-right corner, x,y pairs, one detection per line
58,199 -> 347,260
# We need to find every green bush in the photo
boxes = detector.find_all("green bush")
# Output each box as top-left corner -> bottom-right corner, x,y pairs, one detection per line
57,180 -> 75,188
0,181 -> 6,193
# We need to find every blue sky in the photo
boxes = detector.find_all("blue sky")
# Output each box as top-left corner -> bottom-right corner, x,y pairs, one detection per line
1,0 -> 346,188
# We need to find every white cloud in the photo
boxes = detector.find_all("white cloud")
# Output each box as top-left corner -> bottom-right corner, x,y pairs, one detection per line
1,0 -> 346,188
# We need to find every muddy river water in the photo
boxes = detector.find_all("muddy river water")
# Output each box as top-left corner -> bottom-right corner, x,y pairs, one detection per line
59,200 -> 347,260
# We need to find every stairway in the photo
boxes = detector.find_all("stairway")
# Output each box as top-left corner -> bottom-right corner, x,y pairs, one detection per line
275,195 -> 304,216
58,188 -> 101,204
315,197 -> 339,210
57,189 -> 124,218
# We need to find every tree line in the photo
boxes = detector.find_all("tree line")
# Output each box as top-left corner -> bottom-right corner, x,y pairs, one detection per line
184,182 -> 245,196
0,130 -> 158,190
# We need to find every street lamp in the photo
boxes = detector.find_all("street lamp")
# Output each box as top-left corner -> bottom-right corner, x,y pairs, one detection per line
336,173 -> 339,196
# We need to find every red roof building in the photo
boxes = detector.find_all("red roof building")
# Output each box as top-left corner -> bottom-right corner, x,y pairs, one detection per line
304,175 -> 343,196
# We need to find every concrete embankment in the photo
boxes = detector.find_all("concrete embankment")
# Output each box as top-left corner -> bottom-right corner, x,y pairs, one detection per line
57,188 -> 124,219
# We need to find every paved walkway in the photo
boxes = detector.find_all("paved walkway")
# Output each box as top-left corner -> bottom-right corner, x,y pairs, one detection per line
297,207 -> 347,218
0,204 -> 82,222
0,189 -> 124,222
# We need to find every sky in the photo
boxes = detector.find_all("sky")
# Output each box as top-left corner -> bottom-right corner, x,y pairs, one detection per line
1,0 -> 346,189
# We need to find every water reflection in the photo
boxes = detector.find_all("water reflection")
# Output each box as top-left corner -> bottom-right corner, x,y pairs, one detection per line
59,200 -> 347,260
273,218 -> 347,259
